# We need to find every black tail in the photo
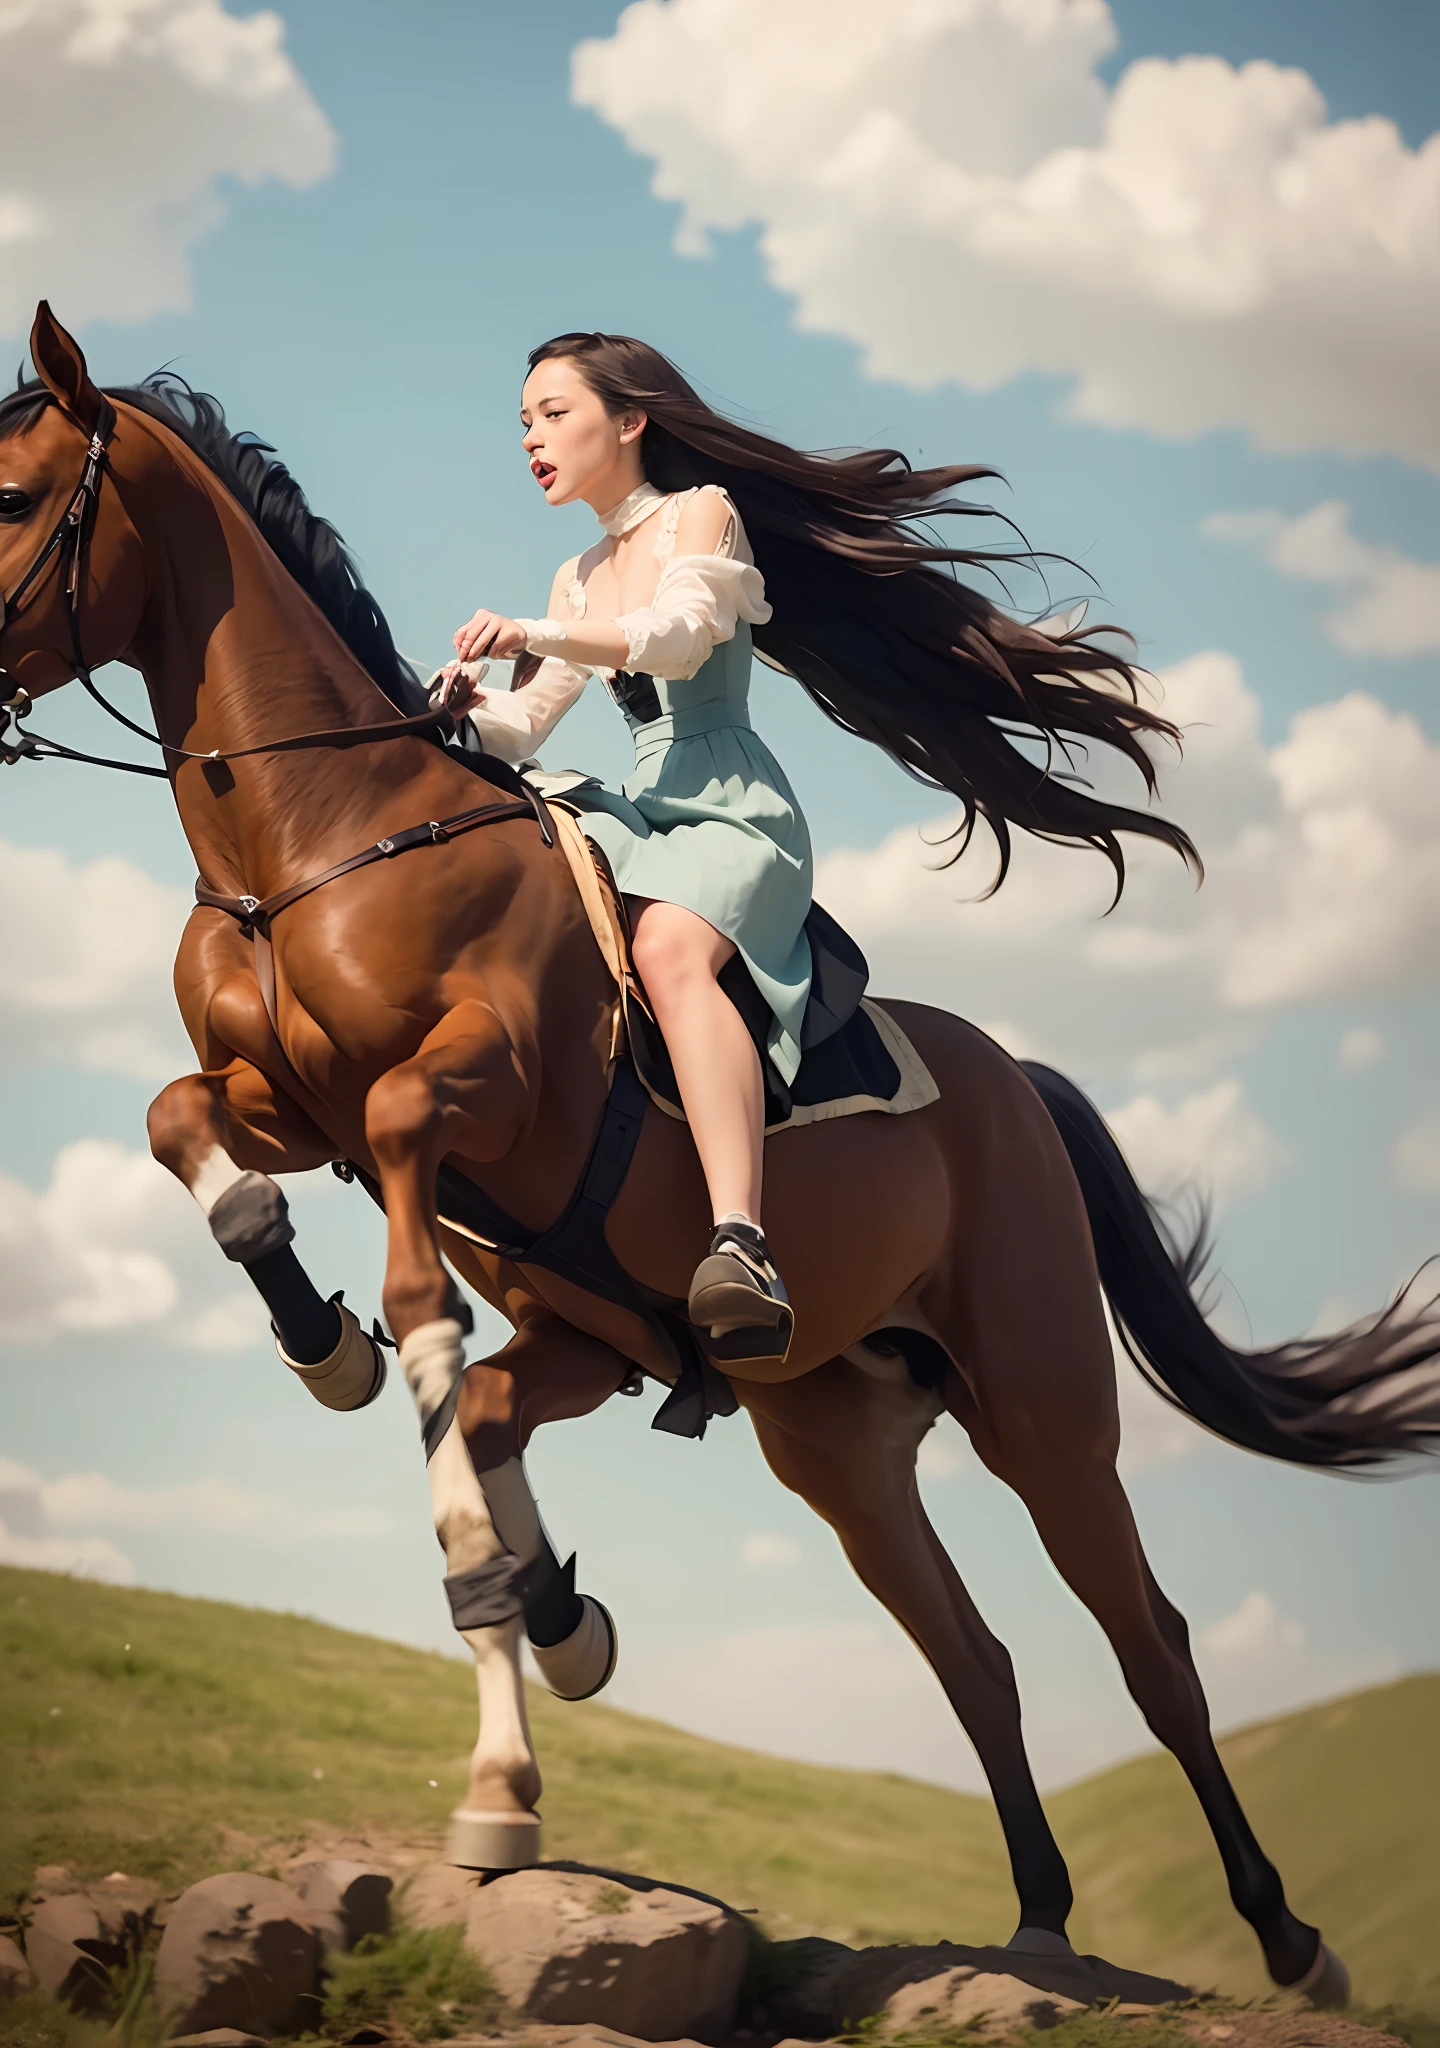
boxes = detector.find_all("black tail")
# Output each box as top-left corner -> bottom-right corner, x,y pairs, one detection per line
1021,1060 -> 1440,1472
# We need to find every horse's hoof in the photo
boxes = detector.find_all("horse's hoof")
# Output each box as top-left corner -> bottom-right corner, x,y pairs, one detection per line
1291,1939 -> 1350,2010
446,1807 -> 541,1871
1005,1927 -> 1075,1957
530,1594 -> 618,1701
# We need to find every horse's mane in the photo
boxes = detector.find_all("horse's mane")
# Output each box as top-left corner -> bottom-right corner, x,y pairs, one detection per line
0,372 -> 423,712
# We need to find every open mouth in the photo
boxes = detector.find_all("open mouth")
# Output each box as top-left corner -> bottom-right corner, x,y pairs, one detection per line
531,459 -> 557,490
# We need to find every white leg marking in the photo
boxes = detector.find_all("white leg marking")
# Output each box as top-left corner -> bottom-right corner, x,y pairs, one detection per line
396,1319 -> 540,1829
189,1144 -> 247,1217
398,1317 -> 468,1427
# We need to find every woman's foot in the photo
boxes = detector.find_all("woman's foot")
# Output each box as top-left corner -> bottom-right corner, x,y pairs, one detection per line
688,1213 -> 793,1364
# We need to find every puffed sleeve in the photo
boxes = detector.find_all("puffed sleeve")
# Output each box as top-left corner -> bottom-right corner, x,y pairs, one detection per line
613,489 -> 772,682
463,656 -> 589,764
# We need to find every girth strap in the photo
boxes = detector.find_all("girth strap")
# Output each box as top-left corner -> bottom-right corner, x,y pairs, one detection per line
343,1057 -> 734,1440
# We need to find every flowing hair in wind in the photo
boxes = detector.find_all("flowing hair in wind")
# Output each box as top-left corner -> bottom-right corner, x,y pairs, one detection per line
528,332 -> 1200,896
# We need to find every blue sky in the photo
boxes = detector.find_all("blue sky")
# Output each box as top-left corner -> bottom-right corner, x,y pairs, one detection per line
1,0 -> 1437,1795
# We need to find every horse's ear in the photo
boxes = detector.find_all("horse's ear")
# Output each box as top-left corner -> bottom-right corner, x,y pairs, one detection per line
29,302 -> 104,434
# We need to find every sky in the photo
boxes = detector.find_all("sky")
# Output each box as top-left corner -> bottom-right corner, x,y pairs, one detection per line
0,0 -> 1437,1800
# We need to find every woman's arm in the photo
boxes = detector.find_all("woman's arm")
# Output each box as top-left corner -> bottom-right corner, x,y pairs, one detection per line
515,491 -> 771,678
446,561 -> 590,765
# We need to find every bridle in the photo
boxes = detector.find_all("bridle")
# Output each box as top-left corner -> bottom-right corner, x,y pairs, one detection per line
0,394 -> 168,775
0,390 -> 556,987
0,393 -> 491,783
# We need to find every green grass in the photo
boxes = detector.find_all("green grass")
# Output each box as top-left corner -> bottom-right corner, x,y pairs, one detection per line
312,1923 -> 499,2043
2,1567 -> 1436,2015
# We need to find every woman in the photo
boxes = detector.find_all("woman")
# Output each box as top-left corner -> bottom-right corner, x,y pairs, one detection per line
438,332 -> 1197,1367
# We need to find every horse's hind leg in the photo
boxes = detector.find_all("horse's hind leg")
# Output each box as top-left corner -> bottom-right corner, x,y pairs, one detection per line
1001,1443 -> 1343,1998
946,1063 -> 1345,2000
147,1057 -> 384,1410
742,1357 -> 1074,1943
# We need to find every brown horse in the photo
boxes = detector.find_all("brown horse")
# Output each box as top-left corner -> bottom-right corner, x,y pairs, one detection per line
5,304 -> 1438,2004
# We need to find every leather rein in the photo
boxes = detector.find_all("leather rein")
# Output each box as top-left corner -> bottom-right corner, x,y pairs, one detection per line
0,393 -> 556,1040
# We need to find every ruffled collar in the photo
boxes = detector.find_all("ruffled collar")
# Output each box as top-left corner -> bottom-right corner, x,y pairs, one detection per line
597,480 -> 666,538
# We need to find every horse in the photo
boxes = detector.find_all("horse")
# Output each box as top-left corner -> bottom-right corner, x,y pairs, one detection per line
5,303 -> 1438,2007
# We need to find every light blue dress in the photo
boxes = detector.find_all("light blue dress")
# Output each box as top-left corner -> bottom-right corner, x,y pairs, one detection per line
516,487 -> 815,1095
573,614 -> 814,1087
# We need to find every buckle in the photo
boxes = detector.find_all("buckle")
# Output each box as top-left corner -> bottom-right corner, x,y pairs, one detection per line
429,819 -> 450,842
377,836 -> 396,855
238,894 -> 260,916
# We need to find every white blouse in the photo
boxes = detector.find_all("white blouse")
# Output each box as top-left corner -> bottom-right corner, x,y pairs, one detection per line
463,486 -> 771,766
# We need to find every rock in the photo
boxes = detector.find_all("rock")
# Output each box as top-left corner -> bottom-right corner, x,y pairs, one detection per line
169,2034 -> 272,2047
465,1868 -> 750,2041
761,1937 -> 1190,2035
0,1934 -> 36,2000
536,2031 -> 714,2048
24,1882 -> 157,2011
154,1872 -> 320,2038
290,1860 -> 392,1954
883,1964 -> 1083,2034
400,1859 -> 483,1929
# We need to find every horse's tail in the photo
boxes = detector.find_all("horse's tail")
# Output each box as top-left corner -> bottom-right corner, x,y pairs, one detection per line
1021,1060 -> 1440,1471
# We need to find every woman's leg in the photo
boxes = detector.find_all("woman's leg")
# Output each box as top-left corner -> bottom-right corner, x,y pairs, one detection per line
629,899 -> 792,1360
629,899 -> 762,1222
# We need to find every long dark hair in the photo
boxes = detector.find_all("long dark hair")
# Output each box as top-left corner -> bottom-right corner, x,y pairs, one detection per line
529,332 -> 1199,895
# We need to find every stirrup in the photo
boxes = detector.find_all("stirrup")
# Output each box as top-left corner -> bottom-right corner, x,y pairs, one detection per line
688,1217 -> 793,1366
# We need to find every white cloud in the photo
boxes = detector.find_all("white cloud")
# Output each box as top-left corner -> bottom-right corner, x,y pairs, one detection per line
0,0 -> 335,336
0,1525 -> 135,1583
1107,1077 -> 1287,1206
1201,1588 -> 1303,1659
740,1531 -> 802,1567
574,0 -> 1440,469
1394,1107 -> 1440,1195
0,1136 -> 268,1348
0,1455 -> 390,1547
1195,1587 -> 1400,1730
816,656 -> 1440,1086
1206,503 -> 1440,656
0,838 -> 191,1078
1338,1025 -> 1386,1072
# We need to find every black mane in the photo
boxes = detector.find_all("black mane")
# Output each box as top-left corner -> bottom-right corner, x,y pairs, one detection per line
0,372 -> 424,713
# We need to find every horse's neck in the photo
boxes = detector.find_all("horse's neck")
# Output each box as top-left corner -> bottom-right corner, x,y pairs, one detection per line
130,444 -> 427,899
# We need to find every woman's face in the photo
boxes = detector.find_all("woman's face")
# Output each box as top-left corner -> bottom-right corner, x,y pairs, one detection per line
519,356 -> 644,508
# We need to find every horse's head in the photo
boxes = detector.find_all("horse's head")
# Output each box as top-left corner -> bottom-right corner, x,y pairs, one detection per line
0,303 -> 148,710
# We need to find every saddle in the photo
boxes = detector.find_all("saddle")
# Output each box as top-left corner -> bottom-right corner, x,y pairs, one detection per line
535,775 -> 939,1134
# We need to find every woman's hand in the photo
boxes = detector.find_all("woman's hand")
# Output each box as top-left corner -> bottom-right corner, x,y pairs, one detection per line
429,659 -> 489,715
453,609 -> 528,663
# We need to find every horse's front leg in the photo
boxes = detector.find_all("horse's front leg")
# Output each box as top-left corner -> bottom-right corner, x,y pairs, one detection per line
364,1001 -> 625,1866
147,1054 -> 385,1411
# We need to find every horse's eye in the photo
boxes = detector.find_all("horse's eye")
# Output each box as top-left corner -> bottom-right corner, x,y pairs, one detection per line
0,487 -> 33,522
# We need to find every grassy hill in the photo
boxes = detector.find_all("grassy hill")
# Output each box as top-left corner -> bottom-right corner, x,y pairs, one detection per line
2,1565 -> 1435,2011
